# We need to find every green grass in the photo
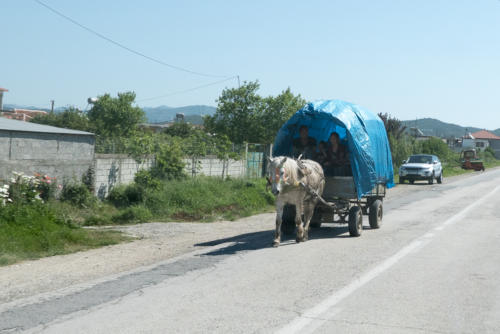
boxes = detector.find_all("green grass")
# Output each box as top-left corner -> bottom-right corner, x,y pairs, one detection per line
115,177 -> 275,223
0,202 -> 129,266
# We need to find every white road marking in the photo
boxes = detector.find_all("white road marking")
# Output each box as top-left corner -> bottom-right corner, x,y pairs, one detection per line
276,184 -> 500,334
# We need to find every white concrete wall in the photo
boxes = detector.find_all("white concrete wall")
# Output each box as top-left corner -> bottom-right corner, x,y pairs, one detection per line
94,154 -> 154,198
183,156 -> 246,178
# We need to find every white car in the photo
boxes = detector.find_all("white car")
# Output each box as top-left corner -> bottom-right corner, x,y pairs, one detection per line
399,154 -> 443,185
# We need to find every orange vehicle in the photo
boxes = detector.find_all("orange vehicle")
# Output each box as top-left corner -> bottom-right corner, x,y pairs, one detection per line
461,149 -> 485,171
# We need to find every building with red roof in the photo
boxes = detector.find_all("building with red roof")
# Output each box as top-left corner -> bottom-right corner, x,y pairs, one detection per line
470,130 -> 500,158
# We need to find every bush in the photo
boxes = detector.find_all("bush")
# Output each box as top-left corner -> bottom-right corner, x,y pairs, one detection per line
107,183 -> 145,207
60,182 -> 96,208
134,169 -> 162,191
152,138 -> 186,180
112,205 -> 152,224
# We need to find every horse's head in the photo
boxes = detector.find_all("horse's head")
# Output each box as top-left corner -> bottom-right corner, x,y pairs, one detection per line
267,156 -> 290,195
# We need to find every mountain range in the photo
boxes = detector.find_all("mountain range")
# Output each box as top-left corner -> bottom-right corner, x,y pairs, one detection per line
402,118 -> 500,138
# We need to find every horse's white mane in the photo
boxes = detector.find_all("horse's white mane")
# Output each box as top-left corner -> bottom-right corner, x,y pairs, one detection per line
281,158 -> 301,185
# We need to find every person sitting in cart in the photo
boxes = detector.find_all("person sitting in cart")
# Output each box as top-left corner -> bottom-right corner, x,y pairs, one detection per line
322,132 -> 351,176
292,125 -> 317,160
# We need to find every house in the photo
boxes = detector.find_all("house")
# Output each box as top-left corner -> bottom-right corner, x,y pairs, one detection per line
1,108 -> 48,121
470,130 -> 500,158
0,117 -> 95,182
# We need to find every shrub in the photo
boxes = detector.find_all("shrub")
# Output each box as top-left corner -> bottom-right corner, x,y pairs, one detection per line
152,138 -> 186,180
107,183 -> 145,207
134,169 -> 162,191
34,173 -> 58,201
7,172 -> 42,204
112,205 -> 152,224
60,182 -> 96,208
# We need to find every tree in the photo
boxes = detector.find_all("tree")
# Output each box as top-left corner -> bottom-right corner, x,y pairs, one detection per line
261,88 -> 305,143
205,81 -> 305,144
163,122 -> 197,138
378,113 -> 407,139
31,107 -> 90,132
204,81 -> 264,144
87,92 -> 145,137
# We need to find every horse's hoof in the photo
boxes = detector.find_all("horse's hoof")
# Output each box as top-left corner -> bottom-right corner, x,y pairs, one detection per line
295,237 -> 301,243
272,241 -> 280,247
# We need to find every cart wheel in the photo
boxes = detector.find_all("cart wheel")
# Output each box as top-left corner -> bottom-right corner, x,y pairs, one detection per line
310,208 -> 322,228
369,200 -> 383,229
281,204 -> 296,235
348,206 -> 363,237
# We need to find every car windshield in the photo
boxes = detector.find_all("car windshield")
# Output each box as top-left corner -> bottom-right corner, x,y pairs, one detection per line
408,155 -> 432,164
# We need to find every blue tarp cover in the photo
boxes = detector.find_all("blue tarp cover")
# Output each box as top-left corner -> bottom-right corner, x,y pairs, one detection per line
273,99 -> 394,198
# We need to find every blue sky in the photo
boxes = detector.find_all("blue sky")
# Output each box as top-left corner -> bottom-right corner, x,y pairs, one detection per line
2,0 -> 500,128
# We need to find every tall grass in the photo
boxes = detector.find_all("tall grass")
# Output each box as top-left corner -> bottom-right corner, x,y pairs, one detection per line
107,177 -> 275,223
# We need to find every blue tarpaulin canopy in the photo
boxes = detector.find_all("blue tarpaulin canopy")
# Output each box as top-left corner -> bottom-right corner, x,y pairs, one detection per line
273,100 -> 394,198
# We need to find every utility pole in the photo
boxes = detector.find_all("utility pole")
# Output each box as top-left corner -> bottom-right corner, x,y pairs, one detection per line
50,100 -> 55,114
237,75 -> 240,88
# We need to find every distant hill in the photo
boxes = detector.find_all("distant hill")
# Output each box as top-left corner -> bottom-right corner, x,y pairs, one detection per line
402,118 -> 483,138
141,105 -> 216,124
494,129 -> 500,136
3,103 -> 66,113
3,103 -> 216,125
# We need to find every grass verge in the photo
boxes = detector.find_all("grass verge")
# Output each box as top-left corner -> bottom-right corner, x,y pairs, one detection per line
106,177 -> 275,223
0,202 -> 130,266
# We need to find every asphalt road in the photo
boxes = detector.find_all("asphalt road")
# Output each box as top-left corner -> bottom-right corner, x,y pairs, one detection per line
2,169 -> 500,333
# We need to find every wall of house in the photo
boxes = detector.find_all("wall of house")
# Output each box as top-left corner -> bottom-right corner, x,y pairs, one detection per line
474,139 -> 489,152
489,139 -> 500,159
94,154 -> 155,198
0,130 -> 95,182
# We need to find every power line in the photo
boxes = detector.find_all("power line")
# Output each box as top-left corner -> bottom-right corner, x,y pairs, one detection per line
138,76 -> 236,102
34,0 -> 229,79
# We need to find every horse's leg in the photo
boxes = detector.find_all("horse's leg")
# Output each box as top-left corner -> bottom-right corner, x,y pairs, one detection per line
273,201 -> 284,247
302,201 -> 316,241
295,200 -> 304,243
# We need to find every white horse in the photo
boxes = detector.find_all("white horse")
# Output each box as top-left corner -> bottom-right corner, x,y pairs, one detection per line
267,156 -> 325,247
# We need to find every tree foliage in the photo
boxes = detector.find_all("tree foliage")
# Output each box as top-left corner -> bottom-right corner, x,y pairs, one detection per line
31,107 -> 90,132
87,92 -> 145,137
378,113 -> 407,139
205,81 -> 305,144
205,81 -> 263,144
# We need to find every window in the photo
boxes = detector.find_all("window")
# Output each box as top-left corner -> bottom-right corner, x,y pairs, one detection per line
476,142 -> 485,148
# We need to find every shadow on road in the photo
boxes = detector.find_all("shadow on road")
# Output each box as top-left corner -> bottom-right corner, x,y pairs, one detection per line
195,223 -> 353,256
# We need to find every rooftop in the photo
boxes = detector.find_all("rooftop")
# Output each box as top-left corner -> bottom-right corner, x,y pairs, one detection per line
0,117 -> 94,136
470,130 -> 500,140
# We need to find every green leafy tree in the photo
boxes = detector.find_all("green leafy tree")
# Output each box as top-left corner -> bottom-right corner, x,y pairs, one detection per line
378,113 -> 407,139
87,92 -> 145,137
163,122 -> 197,138
205,81 -> 264,144
31,107 -> 90,132
261,88 -> 305,143
152,136 -> 186,180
